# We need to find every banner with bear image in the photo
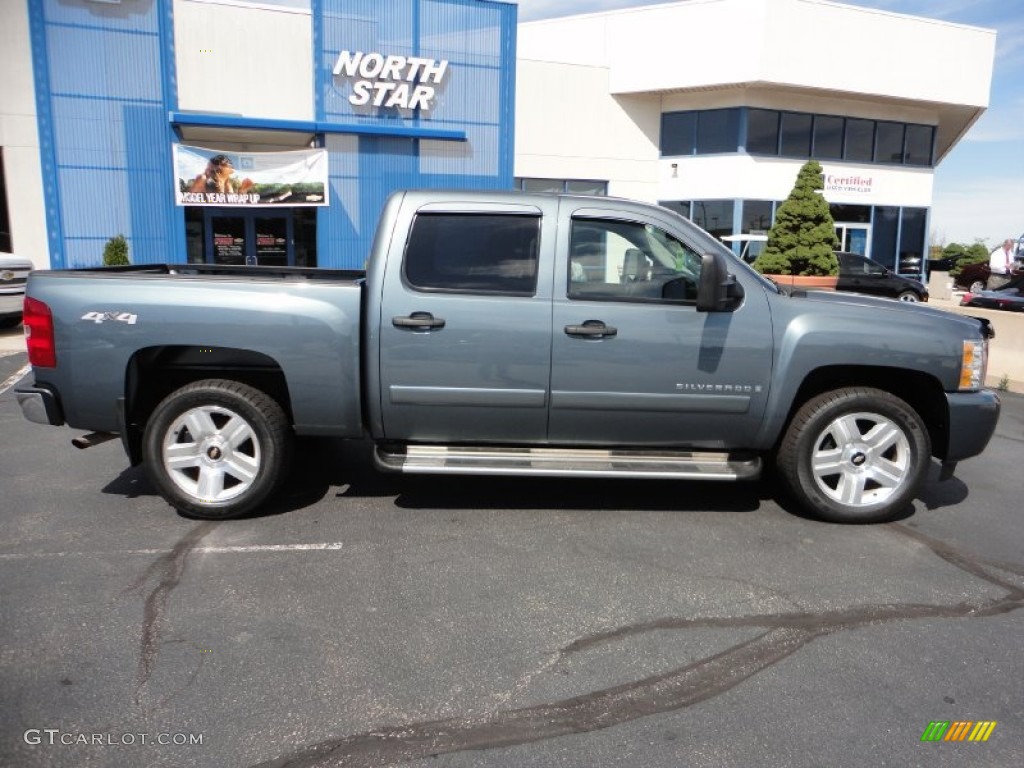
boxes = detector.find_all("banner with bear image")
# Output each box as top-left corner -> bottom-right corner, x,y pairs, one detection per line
174,145 -> 329,207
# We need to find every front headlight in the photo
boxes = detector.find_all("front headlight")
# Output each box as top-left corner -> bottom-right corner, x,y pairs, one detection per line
958,339 -> 988,391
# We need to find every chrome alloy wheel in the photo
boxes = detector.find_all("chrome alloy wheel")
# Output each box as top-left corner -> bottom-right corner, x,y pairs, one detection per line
809,411 -> 911,508
162,405 -> 261,504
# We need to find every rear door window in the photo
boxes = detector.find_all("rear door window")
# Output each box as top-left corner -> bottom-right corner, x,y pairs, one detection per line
403,213 -> 540,296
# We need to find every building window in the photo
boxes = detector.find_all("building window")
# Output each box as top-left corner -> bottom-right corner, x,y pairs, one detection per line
780,112 -> 813,157
515,178 -> 607,195
741,200 -> 774,233
659,201 -> 692,219
898,207 -> 927,272
403,213 -> 540,295
904,125 -> 934,167
691,200 -> 734,239
565,180 -> 609,195
695,109 -> 741,154
519,178 -> 563,194
747,109 -> 780,154
812,115 -> 844,159
661,109 -> 740,156
0,150 -> 11,253
871,206 -> 899,269
738,109 -> 932,167
829,204 -> 871,224
661,112 -> 697,156
293,208 -> 318,267
876,122 -> 905,163
844,119 -> 875,163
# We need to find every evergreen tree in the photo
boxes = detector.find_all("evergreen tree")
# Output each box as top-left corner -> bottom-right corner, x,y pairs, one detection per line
753,160 -> 839,276
102,234 -> 130,266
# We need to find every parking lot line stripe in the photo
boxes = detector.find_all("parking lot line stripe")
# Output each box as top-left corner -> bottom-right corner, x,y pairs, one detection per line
0,363 -> 31,395
0,542 -> 344,560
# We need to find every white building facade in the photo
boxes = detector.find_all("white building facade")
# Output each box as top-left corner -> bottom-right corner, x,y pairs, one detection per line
514,0 -> 996,273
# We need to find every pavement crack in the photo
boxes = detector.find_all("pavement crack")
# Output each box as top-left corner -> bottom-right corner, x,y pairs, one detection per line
124,522 -> 219,712
890,522 -> 1024,595
251,628 -> 819,768
249,521 -> 1024,768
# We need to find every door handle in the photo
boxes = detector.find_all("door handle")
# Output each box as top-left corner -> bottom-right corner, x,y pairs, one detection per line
392,311 -> 446,330
564,320 -> 617,339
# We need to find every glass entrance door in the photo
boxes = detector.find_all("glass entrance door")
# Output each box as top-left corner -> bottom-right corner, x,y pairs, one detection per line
254,215 -> 289,266
205,210 -> 294,266
210,215 -> 247,265
835,223 -> 870,256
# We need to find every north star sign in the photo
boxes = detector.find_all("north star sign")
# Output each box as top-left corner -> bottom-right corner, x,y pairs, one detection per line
332,51 -> 449,110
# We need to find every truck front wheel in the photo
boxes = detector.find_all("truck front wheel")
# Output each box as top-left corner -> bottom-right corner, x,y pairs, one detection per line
777,387 -> 930,523
142,379 -> 292,519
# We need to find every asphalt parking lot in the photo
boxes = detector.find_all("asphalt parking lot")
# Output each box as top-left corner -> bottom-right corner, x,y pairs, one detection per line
1,347 -> 1022,768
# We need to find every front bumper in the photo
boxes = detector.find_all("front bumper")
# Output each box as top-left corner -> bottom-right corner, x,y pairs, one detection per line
16,385 -> 65,426
944,389 -> 1000,462
0,291 -> 24,315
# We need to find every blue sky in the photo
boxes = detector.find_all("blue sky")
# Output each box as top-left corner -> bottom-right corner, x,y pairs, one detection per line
513,0 -> 1024,247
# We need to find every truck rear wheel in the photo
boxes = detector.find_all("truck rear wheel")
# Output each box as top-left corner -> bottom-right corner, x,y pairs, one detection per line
777,387 -> 930,523
142,379 -> 292,519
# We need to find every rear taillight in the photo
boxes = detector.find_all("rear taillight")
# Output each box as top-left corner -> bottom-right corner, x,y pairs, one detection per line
23,297 -> 56,368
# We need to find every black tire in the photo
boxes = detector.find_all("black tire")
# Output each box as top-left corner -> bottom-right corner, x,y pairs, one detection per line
142,379 -> 292,519
896,291 -> 920,303
777,387 -> 930,524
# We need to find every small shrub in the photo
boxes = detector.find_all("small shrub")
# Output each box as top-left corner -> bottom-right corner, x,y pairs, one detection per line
947,241 -> 988,277
102,234 -> 130,267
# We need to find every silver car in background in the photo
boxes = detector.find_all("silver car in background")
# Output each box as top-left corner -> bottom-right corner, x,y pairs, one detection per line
0,253 -> 33,328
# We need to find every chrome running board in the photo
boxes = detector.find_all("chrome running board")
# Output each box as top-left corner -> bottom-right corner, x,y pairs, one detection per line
374,445 -> 762,481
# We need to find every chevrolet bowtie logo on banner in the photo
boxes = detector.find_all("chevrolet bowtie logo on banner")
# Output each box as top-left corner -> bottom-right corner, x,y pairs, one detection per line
920,721 -> 997,742
174,145 -> 329,207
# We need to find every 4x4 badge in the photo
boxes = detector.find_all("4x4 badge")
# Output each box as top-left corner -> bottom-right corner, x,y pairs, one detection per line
81,311 -> 138,325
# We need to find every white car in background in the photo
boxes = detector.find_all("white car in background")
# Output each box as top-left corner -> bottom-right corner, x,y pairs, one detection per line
0,253 -> 33,328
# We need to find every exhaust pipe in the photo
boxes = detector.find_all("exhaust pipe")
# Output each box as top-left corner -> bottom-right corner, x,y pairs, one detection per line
72,431 -> 118,450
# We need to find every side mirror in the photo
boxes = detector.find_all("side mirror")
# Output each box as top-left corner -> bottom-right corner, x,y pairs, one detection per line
697,252 -> 744,312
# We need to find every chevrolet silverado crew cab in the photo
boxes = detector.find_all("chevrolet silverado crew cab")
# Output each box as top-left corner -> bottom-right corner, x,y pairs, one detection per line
17,191 -> 1000,523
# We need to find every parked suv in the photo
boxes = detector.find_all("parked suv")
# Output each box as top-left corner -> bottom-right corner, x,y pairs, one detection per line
836,251 -> 929,302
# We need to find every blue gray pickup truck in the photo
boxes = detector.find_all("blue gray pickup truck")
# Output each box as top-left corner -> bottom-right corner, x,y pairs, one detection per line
17,191 -> 1000,523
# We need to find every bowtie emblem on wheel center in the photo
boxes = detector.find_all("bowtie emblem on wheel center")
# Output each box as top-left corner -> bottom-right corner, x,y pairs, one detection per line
201,437 -> 227,463
851,452 -> 867,467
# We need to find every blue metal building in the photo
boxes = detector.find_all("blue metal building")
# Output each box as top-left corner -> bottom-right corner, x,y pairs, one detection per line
27,0 -> 516,270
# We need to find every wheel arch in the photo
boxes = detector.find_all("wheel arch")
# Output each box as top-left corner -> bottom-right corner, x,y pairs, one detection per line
122,345 -> 292,465
779,366 -> 949,459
